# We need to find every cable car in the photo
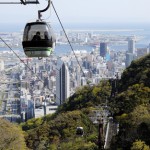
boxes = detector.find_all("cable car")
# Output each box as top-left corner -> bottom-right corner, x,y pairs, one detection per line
76,127 -> 84,136
22,21 -> 56,57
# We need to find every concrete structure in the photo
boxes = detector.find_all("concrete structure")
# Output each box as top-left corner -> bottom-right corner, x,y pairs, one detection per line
128,38 -> 135,54
125,53 -> 135,67
0,60 -> 4,71
56,59 -> 70,105
100,42 -> 107,57
34,105 -> 58,118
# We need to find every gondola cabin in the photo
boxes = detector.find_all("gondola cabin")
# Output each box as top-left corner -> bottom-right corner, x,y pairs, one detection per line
22,21 -> 56,57
76,127 -> 84,136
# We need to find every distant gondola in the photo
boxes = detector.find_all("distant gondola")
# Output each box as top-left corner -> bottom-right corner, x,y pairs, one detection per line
76,127 -> 84,136
22,21 -> 56,57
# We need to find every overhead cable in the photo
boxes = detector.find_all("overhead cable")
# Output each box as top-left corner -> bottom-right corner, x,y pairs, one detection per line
0,36 -> 61,102
51,1 -> 86,79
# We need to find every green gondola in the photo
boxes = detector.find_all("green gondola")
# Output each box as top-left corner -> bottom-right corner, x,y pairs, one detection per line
22,21 -> 56,57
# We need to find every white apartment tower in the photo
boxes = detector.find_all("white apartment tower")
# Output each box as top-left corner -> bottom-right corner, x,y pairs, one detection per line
56,59 -> 70,105
0,60 -> 4,71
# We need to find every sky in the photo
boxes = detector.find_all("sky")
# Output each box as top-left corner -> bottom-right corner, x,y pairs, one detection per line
1,0 -> 150,31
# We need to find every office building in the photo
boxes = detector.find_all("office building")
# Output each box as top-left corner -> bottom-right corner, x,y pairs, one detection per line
125,53 -> 135,67
56,59 -> 70,105
100,42 -> 107,57
128,39 -> 135,54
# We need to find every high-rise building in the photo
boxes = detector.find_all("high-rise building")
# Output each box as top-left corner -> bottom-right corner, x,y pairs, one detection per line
100,42 -> 107,57
125,53 -> 135,67
81,77 -> 86,86
56,59 -> 70,105
128,39 -> 135,54
148,43 -> 150,53
0,60 -> 4,71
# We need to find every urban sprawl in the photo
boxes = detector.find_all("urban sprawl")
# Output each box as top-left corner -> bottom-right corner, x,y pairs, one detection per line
0,29 -> 149,122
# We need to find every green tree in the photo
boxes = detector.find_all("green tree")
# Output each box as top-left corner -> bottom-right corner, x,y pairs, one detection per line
114,84 -> 150,113
0,118 -> 27,150
119,54 -> 150,91
131,140 -> 150,150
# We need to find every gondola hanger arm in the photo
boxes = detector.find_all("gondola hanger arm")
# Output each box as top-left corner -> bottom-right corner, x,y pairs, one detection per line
20,0 -> 26,5
38,0 -> 50,20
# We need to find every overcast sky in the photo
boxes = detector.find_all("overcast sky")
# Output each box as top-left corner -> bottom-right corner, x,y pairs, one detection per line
0,0 -> 150,30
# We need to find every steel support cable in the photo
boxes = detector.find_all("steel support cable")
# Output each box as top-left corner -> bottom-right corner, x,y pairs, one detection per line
0,36 -> 61,102
0,1 -> 39,5
0,2 -> 21,4
51,1 -> 86,79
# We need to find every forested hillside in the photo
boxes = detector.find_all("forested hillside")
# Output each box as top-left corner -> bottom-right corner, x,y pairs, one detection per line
110,54 -> 150,149
119,54 -> 150,91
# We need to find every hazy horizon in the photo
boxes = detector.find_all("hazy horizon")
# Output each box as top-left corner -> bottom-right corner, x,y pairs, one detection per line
1,0 -> 150,29
1,22 -> 150,32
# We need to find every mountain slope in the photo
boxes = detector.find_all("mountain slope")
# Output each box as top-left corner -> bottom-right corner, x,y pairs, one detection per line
119,54 -> 150,91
